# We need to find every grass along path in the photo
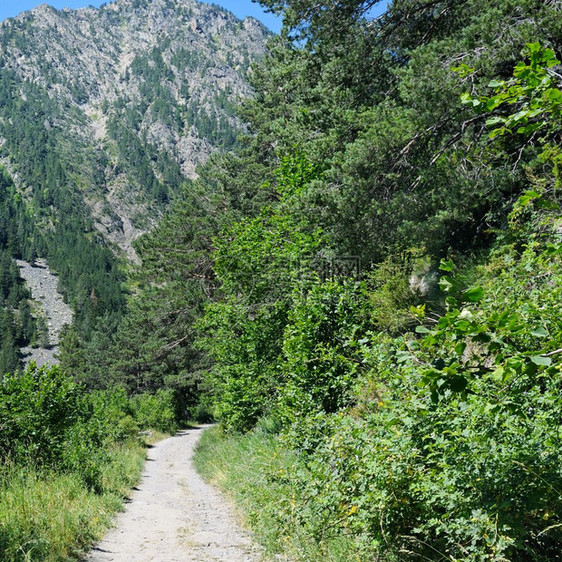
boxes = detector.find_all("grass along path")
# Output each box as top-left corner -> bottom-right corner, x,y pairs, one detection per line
193,425 -> 367,561
0,441 -> 146,562
85,426 -> 262,562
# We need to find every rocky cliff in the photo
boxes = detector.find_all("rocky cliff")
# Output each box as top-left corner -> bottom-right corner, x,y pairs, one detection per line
0,0 -> 269,260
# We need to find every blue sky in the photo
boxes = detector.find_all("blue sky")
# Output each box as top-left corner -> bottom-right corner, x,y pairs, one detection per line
0,1 -> 283,32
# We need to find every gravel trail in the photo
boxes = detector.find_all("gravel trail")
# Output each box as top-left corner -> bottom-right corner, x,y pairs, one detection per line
85,427 -> 262,562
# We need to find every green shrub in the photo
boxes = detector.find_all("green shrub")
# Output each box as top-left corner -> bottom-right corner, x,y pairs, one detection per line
271,220 -> 562,561
61,420 -> 108,493
280,335 -> 562,560
0,367 -> 172,559
278,281 -> 370,424
86,386 -> 137,442
364,255 -> 425,334
0,364 -> 84,467
130,388 -> 178,433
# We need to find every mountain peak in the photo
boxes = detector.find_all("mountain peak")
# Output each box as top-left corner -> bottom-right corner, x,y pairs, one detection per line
0,0 -> 269,259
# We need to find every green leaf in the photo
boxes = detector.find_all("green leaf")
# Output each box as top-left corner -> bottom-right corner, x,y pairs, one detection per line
439,276 -> 459,294
544,88 -> 562,102
409,304 -> 426,319
485,97 -> 505,111
462,287 -> 484,302
454,342 -> 466,355
439,258 -> 454,272
453,64 -> 475,78
546,242 -> 561,255
530,327 -> 548,338
445,296 -> 459,308
519,190 -> 541,203
415,325 -> 431,334
396,351 -> 411,363
489,127 -> 506,139
530,355 -> 552,367
485,116 -> 504,127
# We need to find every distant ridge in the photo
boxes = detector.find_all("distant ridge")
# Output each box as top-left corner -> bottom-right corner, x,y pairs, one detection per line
0,0 -> 269,259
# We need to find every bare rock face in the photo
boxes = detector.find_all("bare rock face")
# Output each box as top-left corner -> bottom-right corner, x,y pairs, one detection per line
0,0 -> 270,259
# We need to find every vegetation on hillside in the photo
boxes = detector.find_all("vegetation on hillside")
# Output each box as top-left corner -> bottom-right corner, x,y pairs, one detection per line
1,0 -> 561,560
0,167 -> 38,373
0,72 -> 126,339
0,0 -> 269,374
133,0 -> 561,559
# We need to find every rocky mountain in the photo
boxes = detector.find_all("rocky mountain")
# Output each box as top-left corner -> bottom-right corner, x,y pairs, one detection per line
0,0 -> 269,260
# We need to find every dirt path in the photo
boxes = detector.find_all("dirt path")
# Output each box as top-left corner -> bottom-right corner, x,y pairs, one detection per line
85,427 -> 262,562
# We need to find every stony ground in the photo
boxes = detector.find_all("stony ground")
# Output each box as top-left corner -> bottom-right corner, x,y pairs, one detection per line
84,427 -> 263,562
17,259 -> 73,367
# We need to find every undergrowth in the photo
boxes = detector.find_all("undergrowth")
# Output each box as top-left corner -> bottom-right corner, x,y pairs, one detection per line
0,364 -> 178,561
194,186 -> 562,560
0,442 -> 144,562
194,423 -> 389,561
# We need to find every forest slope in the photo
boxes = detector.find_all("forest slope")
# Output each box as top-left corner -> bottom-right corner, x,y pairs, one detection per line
0,0 -> 269,371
